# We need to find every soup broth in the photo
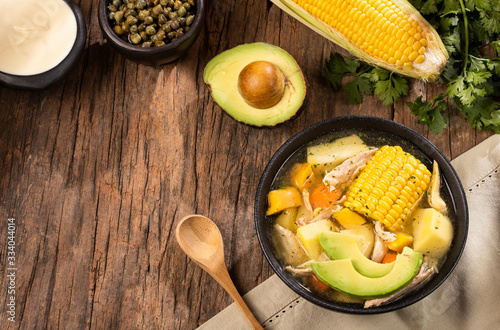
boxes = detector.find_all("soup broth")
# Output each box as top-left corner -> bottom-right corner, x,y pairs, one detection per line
267,129 -> 455,307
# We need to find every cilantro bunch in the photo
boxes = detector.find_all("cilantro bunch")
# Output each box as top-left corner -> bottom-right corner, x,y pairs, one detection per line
322,0 -> 500,134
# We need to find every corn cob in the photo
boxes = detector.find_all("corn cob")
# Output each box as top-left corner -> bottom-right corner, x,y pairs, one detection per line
273,0 -> 448,80
294,0 -> 426,67
344,145 -> 431,231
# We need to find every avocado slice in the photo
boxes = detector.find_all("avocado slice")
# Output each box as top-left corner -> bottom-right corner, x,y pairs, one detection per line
203,43 -> 306,126
310,247 -> 422,299
318,232 -> 394,278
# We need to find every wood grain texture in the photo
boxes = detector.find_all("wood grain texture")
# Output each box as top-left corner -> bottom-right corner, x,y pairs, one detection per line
0,1 -> 492,329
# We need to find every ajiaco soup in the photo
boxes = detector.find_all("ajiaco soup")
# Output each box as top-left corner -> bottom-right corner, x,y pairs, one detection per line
267,133 -> 454,307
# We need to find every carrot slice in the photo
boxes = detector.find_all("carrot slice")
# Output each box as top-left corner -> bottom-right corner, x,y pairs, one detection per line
310,274 -> 330,294
382,250 -> 398,264
309,183 -> 341,210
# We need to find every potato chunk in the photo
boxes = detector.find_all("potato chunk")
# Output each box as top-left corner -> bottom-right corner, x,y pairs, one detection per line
412,208 -> 453,261
297,219 -> 336,260
307,135 -> 369,174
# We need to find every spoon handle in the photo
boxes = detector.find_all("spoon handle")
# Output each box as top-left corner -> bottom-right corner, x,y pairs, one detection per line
210,266 -> 263,330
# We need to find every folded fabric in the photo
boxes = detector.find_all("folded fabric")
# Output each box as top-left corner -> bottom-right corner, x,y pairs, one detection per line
199,135 -> 500,330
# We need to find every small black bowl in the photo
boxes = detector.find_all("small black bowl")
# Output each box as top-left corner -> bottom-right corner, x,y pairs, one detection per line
98,0 -> 205,66
255,116 -> 468,314
0,0 -> 86,90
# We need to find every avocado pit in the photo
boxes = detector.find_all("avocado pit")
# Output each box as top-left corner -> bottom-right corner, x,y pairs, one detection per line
238,61 -> 285,109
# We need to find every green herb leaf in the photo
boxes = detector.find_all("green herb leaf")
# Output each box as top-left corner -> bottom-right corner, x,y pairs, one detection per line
407,94 -> 448,134
373,71 -> 409,107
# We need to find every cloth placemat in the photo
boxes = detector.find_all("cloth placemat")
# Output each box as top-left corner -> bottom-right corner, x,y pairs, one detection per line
199,135 -> 500,329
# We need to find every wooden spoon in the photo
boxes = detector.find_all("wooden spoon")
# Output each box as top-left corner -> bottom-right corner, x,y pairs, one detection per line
176,215 -> 263,330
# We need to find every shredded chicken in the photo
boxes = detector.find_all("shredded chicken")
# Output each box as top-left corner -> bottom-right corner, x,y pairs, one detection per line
307,204 -> 343,225
284,253 -> 330,276
364,258 -> 437,308
371,234 -> 389,263
374,220 -> 397,243
272,224 -> 309,266
296,190 -> 313,226
323,148 -> 378,192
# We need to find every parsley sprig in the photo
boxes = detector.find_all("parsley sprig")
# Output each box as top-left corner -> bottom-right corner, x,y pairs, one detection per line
322,0 -> 500,134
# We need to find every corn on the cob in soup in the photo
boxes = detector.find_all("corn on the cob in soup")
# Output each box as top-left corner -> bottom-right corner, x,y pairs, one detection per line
344,145 -> 431,231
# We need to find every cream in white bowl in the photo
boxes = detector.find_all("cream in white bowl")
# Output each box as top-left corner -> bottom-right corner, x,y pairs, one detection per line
0,0 -> 77,76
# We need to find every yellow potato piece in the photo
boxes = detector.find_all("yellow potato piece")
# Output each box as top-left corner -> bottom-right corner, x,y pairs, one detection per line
266,187 -> 302,216
334,208 -> 366,229
412,208 -> 453,261
297,219 -> 336,260
387,232 -> 413,253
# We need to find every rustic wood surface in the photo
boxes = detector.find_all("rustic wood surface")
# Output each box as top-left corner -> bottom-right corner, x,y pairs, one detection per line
0,0 -> 493,329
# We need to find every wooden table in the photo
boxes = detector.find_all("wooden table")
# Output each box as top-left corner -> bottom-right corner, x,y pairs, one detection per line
0,1 -> 492,329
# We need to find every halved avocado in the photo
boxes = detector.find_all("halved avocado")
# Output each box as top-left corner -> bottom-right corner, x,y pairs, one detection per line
203,43 -> 306,126
318,231 -> 394,278
310,247 -> 422,299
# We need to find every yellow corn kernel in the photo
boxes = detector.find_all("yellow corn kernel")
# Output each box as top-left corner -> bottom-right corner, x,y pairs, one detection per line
344,145 -> 432,231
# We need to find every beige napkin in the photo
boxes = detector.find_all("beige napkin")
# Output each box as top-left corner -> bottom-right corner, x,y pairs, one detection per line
199,135 -> 500,329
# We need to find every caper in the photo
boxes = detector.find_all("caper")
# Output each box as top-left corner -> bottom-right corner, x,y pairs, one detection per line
178,6 -> 187,17
126,2 -> 135,9
145,25 -> 156,35
113,25 -> 124,35
188,0 -> 195,6
140,31 -> 148,41
138,23 -> 146,31
114,11 -> 124,22
108,12 -> 115,20
129,33 -> 142,44
155,41 -> 166,46
158,14 -> 167,24
168,11 -> 178,20
136,0 -> 147,9
124,9 -> 137,17
152,4 -> 163,15
122,22 -> 130,33
129,24 -> 138,34
108,5 -> 117,12
186,15 -> 194,26
178,17 -> 186,26
150,35 -> 159,43
168,0 -> 175,7
161,23 -> 171,32
184,25 -> 190,32
125,15 -> 137,25
142,41 -> 152,47
138,10 -> 148,20
167,31 -> 176,39
156,29 -> 166,40
163,7 -> 172,15
160,0 -> 168,5
175,30 -> 183,38
173,1 -> 182,10
144,16 -> 154,25
183,3 -> 191,10
112,0 -> 123,7
170,20 -> 179,30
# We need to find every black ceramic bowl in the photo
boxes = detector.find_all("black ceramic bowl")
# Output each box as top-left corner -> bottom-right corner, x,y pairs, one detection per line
255,116 -> 468,314
98,0 -> 205,66
0,0 -> 86,90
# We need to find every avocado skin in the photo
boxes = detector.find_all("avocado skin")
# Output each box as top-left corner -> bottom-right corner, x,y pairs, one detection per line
203,42 -> 307,127
310,247 -> 423,299
318,231 -> 394,278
